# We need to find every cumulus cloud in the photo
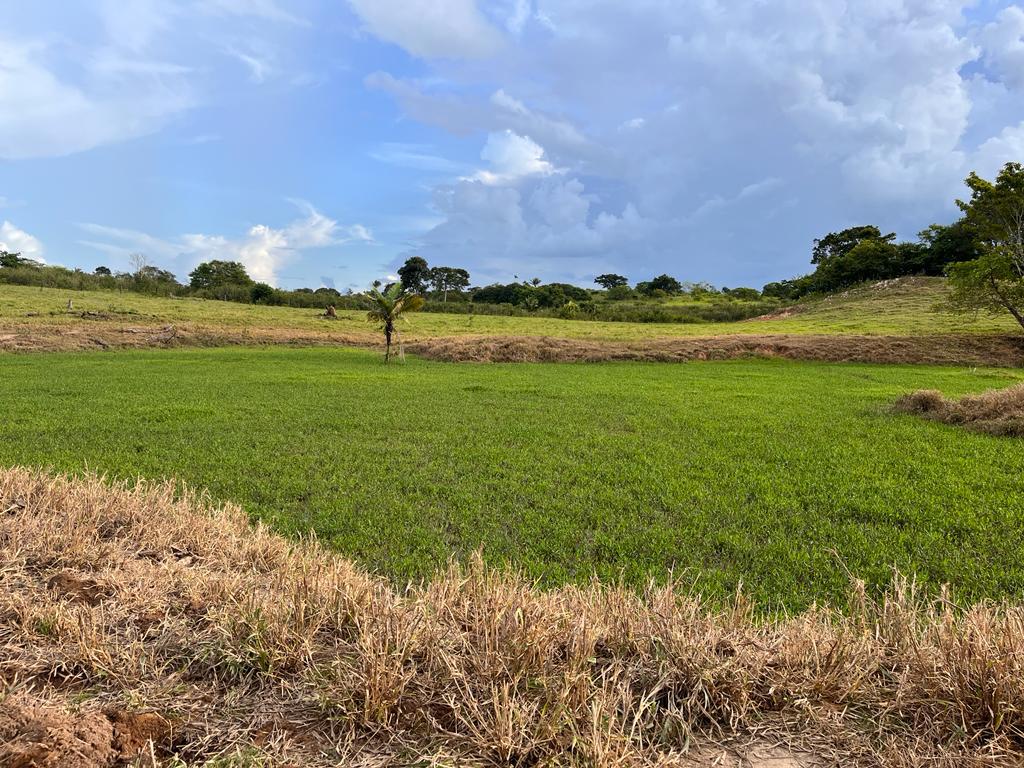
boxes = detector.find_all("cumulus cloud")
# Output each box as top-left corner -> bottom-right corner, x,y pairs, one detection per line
79,203 -> 371,284
379,0 -> 1024,286
468,130 -> 556,184
0,221 -> 44,262
347,0 -> 504,59
1,1 -> 314,160
979,6 -> 1024,90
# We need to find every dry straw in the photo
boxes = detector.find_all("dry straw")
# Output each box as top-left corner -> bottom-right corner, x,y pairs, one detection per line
893,382 -> 1024,436
1,467 -> 1023,766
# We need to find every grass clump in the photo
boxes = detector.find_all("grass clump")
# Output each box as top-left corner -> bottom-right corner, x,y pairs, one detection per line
894,383 -> 1024,436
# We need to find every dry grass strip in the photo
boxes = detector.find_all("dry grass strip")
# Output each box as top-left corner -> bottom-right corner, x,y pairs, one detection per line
407,333 -> 1024,367
1,469 -> 1023,766
4,318 -> 1024,368
893,383 -> 1024,436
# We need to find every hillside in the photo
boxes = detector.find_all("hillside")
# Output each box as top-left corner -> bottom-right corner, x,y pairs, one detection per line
0,277 -> 1017,348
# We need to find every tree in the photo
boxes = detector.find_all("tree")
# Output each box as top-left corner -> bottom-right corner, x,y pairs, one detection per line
398,256 -> 431,293
137,266 -> 177,284
128,252 -> 149,275
947,162 -> 1024,331
428,266 -> 470,302
251,282 -> 276,304
189,260 -> 253,290
640,274 -> 683,295
0,251 -> 40,269
365,283 -> 425,362
605,285 -> 635,301
916,221 -> 980,275
811,226 -> 893,265
594,273 -> 628,289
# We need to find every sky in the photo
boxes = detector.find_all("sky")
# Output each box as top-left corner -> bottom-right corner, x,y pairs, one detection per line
1,1 -> 1023,291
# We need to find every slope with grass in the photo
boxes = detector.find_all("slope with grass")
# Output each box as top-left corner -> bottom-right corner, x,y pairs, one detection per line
2,346 -> 1023,609
1,277 -> 1019,350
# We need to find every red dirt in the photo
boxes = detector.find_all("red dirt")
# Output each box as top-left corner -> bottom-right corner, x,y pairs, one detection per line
0,694 -> 169,768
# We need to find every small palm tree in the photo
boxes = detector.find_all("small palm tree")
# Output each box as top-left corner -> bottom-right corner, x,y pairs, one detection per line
365,282 -> 424,362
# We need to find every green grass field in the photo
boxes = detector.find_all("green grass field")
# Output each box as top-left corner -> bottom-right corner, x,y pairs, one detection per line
2,346 -> 1022,609
1,277 -> 1017,341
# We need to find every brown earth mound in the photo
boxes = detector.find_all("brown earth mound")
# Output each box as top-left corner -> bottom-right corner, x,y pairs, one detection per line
408,332 -> 1024,366
894,382 -> 1024,436
0,694 -> 169,767
2,468 -> 1024,766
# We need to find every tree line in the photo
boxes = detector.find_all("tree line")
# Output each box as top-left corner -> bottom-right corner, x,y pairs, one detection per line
3,162 -> 1023,329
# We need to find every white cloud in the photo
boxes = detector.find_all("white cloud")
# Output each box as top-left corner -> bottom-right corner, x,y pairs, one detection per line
377,1 -> 1024,286
0,39 -> 194,159
369,143 -> 468,173
80,203 -> 372,284
468,130 -> 556,184
200,0 -> 308,25
0,221 -> 44,262
348,0 -> 504,59
979,6 -> 1024,90
973,121 -> 1024,178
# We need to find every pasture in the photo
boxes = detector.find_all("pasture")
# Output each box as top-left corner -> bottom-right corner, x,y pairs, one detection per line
1,277 -> 1018,343
3,345 -> 1022,609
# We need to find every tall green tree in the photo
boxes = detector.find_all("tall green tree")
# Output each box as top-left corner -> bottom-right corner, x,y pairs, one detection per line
189,260 -> 253,290
428,266 -> 470,302
594,273 -> 628,289
0,251 -> 40,269
365,283 -> 425,362
811,226 -> 893,265
947,162 -> 1024,331
398,256 -> 431,293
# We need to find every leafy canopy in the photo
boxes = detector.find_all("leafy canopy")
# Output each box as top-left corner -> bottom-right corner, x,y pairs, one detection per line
947,162 -> 1024,330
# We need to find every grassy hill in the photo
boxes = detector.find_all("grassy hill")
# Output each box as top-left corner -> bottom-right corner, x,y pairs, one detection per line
1,277 -> 1019,346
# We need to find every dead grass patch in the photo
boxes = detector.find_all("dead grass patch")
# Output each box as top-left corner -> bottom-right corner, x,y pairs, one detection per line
408,333 -> 1024,367
1,468 -> 1023,765
893,383 -> 1024,436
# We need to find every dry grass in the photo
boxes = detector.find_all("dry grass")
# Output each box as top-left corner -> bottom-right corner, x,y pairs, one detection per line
2,468 -> 1024,766
408,333 -> 1024,367
4,317 -> 1024,368
893,383 -> 1024,436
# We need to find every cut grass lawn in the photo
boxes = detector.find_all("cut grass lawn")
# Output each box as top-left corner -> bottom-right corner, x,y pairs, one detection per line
3,347 -> 1024,610
1,276 -> 1018,342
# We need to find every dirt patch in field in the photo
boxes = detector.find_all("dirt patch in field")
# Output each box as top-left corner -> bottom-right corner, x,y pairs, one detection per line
408,332 -> 1024,366
2,467 -> 1024,766
0,694 -> 170,767
0,320 -> 374,353
894,382 -> 1024,436
3,318 -> 1024,368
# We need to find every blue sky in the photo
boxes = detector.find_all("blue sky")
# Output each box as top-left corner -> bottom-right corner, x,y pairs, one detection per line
2,1 -> 1023,291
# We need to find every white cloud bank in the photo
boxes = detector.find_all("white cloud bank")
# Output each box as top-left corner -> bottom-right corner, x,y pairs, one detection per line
347,0 -> 504,59
0,221 -> 45,262
358,0 -> 1024,286
79,203 -> 371,284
